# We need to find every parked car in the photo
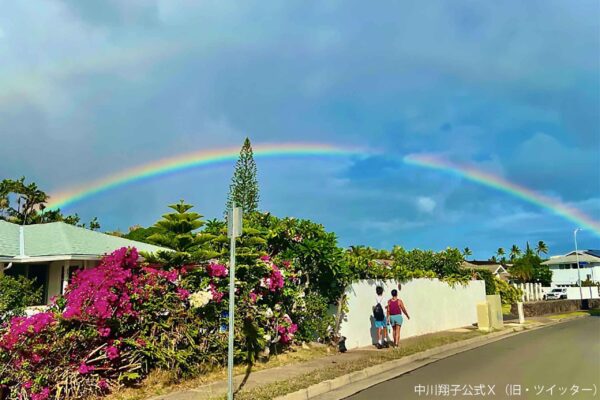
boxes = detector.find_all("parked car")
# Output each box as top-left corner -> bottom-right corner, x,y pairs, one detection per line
544,288 -> 567,300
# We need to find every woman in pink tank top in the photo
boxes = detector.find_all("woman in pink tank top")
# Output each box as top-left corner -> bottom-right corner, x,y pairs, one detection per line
386,289 -> 410,347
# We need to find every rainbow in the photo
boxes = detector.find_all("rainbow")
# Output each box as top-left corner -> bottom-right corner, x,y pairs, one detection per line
47,143 -> 364,210
404,153 -> 600,236
47,144 -> 600,237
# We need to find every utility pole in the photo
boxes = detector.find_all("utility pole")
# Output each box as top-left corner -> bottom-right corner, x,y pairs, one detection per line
227,205 -> 242,400
574,228 -> 583,303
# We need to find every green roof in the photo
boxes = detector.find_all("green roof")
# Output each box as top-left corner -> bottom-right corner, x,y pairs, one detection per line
0,221 -> 20,257
0,220 -> 167,260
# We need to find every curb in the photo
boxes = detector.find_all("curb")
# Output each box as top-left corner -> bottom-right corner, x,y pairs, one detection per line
274,315 -> 589,400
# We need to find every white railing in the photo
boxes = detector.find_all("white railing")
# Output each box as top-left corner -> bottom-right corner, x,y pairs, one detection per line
512,282 -> 544,302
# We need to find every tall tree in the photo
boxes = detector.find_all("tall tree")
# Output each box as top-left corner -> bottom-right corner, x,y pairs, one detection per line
0,177 -> 99,229
225,138 -> 260,214
509,245 -> 521,262
463,247 -> 472,260
535,240 -> 549,256
496,247 -> 506,264
145,200 -> 217,266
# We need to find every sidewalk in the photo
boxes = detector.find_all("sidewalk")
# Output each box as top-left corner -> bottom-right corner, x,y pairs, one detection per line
148,347 -> 381,400
147,313 -> 589,400
148,328 -> 484,400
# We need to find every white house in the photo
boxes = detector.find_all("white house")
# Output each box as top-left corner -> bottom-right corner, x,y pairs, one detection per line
542,250 -> 600,287
0,220 -> 169,304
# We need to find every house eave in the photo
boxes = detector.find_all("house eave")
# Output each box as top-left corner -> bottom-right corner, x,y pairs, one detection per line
0,255 -> 103,263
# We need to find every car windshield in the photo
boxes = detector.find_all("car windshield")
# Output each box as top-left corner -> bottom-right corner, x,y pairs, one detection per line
551,289 -> 563,292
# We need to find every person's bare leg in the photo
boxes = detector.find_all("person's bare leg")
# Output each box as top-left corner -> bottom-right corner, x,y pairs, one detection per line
396,325 -> 402,345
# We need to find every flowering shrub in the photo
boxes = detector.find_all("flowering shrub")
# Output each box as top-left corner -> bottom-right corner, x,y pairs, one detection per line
0,248 -> 200,399
0,247 -> 304,399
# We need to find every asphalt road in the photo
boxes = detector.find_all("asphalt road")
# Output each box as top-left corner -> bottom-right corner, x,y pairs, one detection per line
346,317 -> 600,400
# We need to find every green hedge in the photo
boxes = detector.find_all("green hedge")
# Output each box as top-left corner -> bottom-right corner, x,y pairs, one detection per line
0,274 -> 42,323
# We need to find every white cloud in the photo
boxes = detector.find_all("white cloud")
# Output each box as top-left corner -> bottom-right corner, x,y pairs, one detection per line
417,196 -> 436,214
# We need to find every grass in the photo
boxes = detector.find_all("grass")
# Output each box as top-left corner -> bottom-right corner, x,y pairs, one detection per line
546,309 -> 600,320
232,329 -> 485,400
102,310 -> 600,400
103,344 -> 330,400
104,329 -> 486,400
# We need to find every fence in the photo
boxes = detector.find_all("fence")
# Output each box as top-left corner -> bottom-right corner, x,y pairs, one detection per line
512,283 -> 544,302
335,278 -> 486,349
515,283 -> 600,301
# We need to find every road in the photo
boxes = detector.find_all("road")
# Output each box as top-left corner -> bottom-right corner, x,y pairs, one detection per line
346,317 -> 600,400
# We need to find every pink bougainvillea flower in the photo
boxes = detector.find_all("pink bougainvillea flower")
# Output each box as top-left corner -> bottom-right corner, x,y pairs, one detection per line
136,338 -> 147,347
206,263 -> 228,278
30,353 -> 42,364
98,379 -> 109,391
31,388 -> 50,400
106,345 -> 120,360
209,282 -> 224,302
176,287 -> 190,300
260,255 -> 271,261
249,291 -> 258,303
0,312 -> 55,351
288,323 -> 298,335
78,363 -> 95,374
98,327 -> 111,337
268,266 -> 284,292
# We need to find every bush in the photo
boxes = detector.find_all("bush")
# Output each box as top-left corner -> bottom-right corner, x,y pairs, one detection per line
0,275 -> 42,324
0,248 -> 305,399
462,267 -> 497,295
495,278 -> 522,306
293,293 -> 334,343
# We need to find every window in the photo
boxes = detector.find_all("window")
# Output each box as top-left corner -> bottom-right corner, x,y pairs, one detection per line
61,264 -> 83,294
4,263 -> 49,304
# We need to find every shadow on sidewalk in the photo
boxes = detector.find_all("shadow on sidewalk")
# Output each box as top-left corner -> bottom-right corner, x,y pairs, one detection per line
234,363 -> 253,395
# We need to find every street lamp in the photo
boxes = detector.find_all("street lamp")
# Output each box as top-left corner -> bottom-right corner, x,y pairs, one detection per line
574,228 -> 583,303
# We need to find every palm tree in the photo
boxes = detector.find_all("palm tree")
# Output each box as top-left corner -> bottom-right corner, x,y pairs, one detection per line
496,247 -> 505,263
462,247 -> 472,260
510,245 -> 521,262
535,240 -> 549,256
348,245 -> 367,257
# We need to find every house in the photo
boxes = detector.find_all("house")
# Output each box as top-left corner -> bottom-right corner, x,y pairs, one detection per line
0,220 -> 169,304
541,250 -> 600,287
462,260 -> 511,281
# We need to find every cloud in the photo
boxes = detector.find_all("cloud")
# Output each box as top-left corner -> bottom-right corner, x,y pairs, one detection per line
417,197 -> 436,214
507,132 -> 600,200
57,0 -> 160,27
0,0 -> 598,257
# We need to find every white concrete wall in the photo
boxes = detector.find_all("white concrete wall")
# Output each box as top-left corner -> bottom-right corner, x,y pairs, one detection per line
566,287 -> 600,300
337,278 -> 487,349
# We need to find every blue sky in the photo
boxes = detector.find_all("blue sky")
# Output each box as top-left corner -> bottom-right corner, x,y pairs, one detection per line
1,0 -> 598,258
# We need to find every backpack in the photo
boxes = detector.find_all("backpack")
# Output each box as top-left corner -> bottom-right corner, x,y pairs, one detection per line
373,301 -> 385,321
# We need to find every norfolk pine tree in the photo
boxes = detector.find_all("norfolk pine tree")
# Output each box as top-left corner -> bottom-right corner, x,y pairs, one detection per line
226,138 -> 260,214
